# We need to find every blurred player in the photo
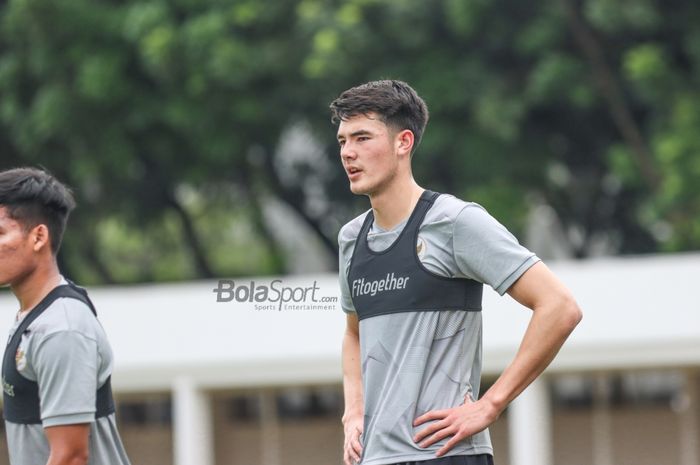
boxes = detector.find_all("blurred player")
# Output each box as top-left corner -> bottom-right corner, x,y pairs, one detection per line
331,80 -> 582,465
0,167 -> 131,465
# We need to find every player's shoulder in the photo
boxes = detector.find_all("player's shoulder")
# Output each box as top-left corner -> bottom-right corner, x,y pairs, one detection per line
29,296 -> 99,340
427,192 -> 485,223
439,193 -> 517,243
338,209 -> 372,247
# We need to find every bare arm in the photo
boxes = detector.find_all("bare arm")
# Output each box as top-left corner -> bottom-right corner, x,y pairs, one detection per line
413,261 -> 583,456
482,261 -> 582,411
45,424 -> 90,465
342,313 -> 364,465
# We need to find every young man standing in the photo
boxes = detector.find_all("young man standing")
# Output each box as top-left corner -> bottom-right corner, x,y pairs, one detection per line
0,167 -> 131,465
331,80 -> 582,465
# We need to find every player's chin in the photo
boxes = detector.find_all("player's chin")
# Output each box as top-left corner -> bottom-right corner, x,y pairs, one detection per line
349,180 -> 371,196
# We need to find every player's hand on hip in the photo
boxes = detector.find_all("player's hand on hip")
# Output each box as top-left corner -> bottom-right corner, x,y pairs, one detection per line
412,396 -> 497,457
342,413 -> 364,465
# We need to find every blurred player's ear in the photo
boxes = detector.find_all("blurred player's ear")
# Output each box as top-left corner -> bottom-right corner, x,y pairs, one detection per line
30,224 -> 51,253
396,129 -> 414,158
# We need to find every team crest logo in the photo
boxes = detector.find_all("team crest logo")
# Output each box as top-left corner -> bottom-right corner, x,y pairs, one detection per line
416,237 -> 427,259
2,377 -> 14,397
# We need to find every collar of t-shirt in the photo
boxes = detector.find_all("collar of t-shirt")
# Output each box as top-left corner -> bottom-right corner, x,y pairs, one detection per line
369,216 -> 410,236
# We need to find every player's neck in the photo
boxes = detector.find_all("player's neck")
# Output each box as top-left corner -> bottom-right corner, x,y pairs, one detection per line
12,260 -> 62,312
369,178 -> 424,231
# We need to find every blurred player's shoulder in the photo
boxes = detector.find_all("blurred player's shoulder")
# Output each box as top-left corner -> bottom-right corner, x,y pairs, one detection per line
28,297 -> 101,341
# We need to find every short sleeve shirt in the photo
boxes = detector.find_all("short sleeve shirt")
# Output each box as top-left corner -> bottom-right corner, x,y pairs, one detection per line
4,280 -> 131,465
338,194 -> 539,465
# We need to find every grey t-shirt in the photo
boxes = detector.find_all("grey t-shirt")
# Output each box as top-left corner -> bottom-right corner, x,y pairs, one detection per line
4,281 -> 131,465
339,194 -> 539,465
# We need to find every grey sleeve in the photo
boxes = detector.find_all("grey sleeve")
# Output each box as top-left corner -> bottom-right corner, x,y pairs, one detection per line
32,331 -> 99,427
453,204 -> 540,295
338,227 -> 357,314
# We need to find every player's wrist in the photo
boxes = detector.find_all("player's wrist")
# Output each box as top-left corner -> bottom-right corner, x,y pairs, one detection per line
341,405 -> 364,424
480,390 -> 507,420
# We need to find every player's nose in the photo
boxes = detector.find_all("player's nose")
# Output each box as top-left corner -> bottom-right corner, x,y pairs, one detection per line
341,142 -> 357,160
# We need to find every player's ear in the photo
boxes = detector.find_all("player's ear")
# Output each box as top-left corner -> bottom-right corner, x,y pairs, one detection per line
395,129 -> 414,158
29,224 -> 51,253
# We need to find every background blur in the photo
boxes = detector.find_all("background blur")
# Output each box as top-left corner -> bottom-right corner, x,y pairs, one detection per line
0,0 -> 699,464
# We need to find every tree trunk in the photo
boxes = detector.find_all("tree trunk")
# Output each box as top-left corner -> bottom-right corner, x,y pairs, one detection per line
562,0 -> 661,191
135,150 -> 215,279
261,147 -> 339,258
164,192 -> 215,279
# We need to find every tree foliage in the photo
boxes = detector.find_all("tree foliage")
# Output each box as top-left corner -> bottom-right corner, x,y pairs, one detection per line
0,0 -> 698,283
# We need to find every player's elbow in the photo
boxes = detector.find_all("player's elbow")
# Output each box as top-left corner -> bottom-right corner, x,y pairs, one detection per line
559,293 -> 583,332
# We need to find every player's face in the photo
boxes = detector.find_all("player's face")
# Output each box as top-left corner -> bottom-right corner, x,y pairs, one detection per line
0,206 -> 36,287
337,113 -> 400,196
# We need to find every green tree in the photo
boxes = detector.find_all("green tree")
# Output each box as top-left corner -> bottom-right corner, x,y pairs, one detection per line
301,0 -> 700,255
0,0 -> 323,282
1,0 -> 698,284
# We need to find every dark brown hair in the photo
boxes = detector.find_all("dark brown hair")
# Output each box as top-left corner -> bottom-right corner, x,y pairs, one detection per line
0,167 -> 76,254
330,80 -> 429,153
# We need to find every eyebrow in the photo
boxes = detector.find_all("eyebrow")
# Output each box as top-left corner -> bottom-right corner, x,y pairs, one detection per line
337,129 -> 373,141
